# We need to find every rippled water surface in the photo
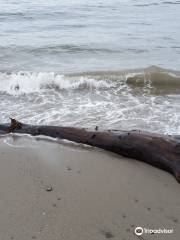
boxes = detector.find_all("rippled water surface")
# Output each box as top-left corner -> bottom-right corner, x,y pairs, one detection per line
1,0 -> 180,71
0,0 -> 180,134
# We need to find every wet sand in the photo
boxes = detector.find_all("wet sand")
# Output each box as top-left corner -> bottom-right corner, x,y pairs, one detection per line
0,134 -> 179,240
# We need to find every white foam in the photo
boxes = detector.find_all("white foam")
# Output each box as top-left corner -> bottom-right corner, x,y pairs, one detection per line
0,71 -> 112,95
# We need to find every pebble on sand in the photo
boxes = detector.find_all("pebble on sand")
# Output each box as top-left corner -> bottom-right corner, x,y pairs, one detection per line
46,186 -> 53,192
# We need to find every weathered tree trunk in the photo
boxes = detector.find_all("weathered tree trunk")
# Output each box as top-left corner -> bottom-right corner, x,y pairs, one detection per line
0,119 -> 180,183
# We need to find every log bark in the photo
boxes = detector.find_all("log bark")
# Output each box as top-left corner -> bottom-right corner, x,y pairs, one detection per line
0,119 -> 180,183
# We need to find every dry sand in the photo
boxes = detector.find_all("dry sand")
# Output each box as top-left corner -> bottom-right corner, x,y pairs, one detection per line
0,134 -> 179,240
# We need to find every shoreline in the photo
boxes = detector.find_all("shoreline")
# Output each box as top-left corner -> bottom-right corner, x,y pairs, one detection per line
0,135 -> 179,239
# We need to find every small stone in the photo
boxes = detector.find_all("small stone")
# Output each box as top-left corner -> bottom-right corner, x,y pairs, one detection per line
173,218 -> 178,223
67,167 -> 72,171
46,186 -> 53,192
101,230 -> 114,239
104,231 -> 114,239
52,203 -> 57,208
57,197 -> 61,201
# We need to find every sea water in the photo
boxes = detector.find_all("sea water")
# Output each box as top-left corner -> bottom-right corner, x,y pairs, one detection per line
0,0 -> 180,134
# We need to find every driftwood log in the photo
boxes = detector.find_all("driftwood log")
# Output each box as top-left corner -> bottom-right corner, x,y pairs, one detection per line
0,119 -> 180,183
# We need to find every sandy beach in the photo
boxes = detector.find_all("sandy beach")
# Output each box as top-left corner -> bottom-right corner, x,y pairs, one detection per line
0,134 -> 179,240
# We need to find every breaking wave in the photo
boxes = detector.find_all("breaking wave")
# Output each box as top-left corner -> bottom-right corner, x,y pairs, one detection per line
126,66 -> 180,87
0,66 -> 180,95
0,72 -> 111,95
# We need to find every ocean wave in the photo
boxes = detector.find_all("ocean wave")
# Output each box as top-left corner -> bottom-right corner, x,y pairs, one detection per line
30,44 -> 117,54
134,3 -> 159,7
134,1 -> 180,6
0,45 -> 149,57
162,1 -> 180,5
126,66 -> 180,88
0,72 -> 111,95
0,66 -> 180,95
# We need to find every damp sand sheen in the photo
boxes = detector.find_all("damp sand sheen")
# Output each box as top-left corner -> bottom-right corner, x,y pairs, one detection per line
0,135 -> 179,239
